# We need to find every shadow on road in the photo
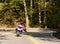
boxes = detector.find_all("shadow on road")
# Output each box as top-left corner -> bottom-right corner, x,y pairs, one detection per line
23,32 -> 52,37
22,32 -> 60,42
0,34 -> 9,40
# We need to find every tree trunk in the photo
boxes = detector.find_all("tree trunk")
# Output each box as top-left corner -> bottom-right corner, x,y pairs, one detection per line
39,7 -> 41,24
38,0 -> 41,24
44,1 -> 47,29
23,0 -> 29,28
30,0 -> 33,21
30,0 -> 33,9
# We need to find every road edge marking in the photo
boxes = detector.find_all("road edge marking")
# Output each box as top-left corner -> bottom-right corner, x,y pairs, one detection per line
28,35 -> 40,44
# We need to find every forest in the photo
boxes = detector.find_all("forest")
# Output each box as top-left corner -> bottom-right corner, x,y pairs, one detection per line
0,0 -> 60,28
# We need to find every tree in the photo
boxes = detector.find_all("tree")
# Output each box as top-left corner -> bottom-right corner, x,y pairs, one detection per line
0,0 -> 25,27
23,0 -> 29,28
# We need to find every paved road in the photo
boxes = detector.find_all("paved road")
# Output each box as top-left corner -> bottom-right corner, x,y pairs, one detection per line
0,28 -> 60,44
0,31 -> 41,44
0,32 -> 35,44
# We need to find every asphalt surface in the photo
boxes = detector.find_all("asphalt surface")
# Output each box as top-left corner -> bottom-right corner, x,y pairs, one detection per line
0,32 -> 37,44
0,28 -> 60,44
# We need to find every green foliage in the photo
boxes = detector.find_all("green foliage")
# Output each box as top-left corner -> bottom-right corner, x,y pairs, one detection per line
29,12 -> 39,27
0,0 -> 60,28
0,0 -> 5,3
0,0 -> 25,27
46,0 -> 60,28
